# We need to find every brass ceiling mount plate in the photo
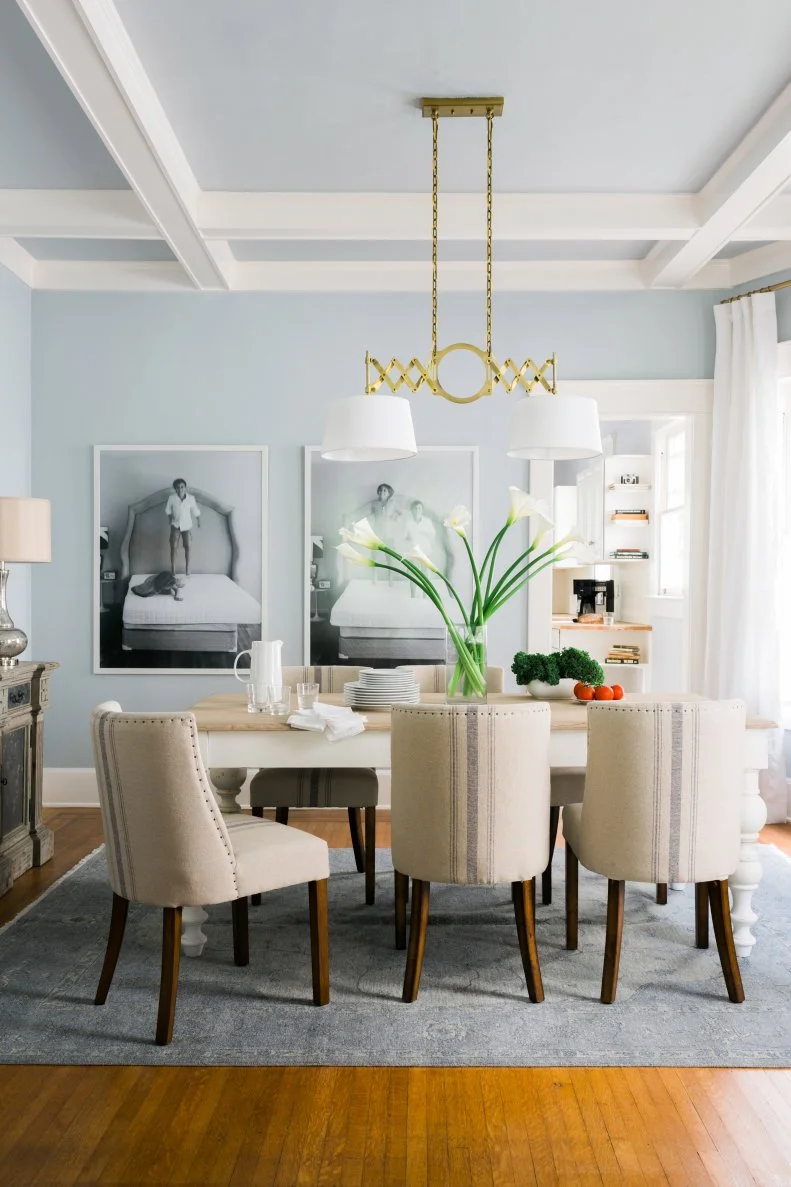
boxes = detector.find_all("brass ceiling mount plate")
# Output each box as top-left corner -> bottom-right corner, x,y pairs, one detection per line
421,96 -> 504,119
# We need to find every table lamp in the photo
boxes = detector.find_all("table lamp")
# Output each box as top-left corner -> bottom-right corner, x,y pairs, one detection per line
0,497 -> 51,670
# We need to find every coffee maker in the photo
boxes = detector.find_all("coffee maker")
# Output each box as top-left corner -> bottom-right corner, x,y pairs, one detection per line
573,578 -> 614,619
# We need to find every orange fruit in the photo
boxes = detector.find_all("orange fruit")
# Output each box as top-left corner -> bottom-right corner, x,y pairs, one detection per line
611,684 -> 624,700
576,685 -> 594,701
593,685 -> 614,700
573,681 -> 589,698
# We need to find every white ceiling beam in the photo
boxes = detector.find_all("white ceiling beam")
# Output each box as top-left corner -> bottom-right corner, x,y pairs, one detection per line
728,241 -> 791,286
30,256 -> 732,293
17,0 -> 232,289
0,189 -> 157,238
199,192 -> 700,242
738,194 -> 791,240
643,82 -> 791,288
0,238 -> 36,286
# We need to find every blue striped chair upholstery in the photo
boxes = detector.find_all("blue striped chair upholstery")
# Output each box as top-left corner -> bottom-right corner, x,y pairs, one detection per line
563,699 -> 747,1004
390,702 -> 551,1003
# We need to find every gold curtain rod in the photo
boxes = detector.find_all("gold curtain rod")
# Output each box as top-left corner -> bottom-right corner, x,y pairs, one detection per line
719,276 -> 791,304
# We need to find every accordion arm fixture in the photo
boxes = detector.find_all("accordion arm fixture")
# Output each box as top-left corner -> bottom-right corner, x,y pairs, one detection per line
320,96 -> 601,462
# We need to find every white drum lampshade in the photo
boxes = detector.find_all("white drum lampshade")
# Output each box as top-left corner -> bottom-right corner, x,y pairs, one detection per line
321,396 -> 418,461
507,393 -> 602,461
0,497 -> 52,669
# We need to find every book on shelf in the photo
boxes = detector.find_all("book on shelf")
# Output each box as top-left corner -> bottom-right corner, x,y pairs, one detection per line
606,656 -> 641,664
612,509 -> 648,516
609,549 -> 649,559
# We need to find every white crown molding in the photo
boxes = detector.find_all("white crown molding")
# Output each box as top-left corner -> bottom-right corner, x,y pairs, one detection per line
728,240 -> 791,287
17,0 -> 231,289
28,255 -> 733,292
0,188 -> 156,238
644,81 -> 791,288
0,237 -> 36,285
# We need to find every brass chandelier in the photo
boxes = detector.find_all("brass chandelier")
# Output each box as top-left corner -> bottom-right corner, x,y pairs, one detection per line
321,96 -> 602,462
365,96 -> 558,406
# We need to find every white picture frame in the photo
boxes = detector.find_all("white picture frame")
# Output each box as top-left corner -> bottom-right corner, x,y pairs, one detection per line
93,445 -> 268,674
303,445 -> 479,666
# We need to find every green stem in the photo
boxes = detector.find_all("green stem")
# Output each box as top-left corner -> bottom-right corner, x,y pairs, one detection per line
485,556 -> 566,617
376,544 -> 470,631
479,523 -> 510,604
484,542 -> 567,614
459,531 -> 484,625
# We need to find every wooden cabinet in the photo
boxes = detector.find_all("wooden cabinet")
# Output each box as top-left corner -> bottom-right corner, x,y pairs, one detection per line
0,662 -> 57,896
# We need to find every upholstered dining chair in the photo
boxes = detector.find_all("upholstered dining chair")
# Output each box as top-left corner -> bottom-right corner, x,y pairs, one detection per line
396,664 -> 505,693
391,702 -> 551,1003
563,699 -> 747,1004
90,703 -> 330,1045
249,666 -> 379,904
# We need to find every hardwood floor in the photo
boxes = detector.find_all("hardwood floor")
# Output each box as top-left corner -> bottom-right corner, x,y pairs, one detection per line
2,808 -> 791,1186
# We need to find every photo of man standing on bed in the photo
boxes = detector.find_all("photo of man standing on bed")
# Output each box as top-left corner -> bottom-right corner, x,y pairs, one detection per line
165,478 -> 201,575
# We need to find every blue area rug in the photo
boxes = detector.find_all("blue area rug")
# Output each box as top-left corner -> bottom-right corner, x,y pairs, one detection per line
1,845 -> 790,1066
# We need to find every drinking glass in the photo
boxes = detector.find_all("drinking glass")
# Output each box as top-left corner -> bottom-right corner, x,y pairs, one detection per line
267,684 -> 291,716
297,682 -> 319,710
246,683 -> 268,714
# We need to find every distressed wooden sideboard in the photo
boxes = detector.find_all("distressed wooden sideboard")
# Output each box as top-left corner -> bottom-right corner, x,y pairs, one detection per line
0,661 -> 58,896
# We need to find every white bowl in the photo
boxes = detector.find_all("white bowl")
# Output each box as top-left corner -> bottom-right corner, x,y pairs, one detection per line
525,678 -> 577,701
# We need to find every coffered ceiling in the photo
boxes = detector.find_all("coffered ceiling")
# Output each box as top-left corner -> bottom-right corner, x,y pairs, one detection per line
3,0 -> 791,292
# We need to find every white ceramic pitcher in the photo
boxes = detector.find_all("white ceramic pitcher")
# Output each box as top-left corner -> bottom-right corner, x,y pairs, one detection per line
234,639 -> 283,699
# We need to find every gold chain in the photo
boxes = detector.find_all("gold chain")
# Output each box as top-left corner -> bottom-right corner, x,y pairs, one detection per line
486,111 -> 493,359
432,109 -> 438,359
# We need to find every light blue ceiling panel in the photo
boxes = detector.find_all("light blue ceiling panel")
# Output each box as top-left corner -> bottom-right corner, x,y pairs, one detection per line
230,240 -> 654,262
0,2 -> 128,189
17,239 -> 175,261
117,0 -> 791,194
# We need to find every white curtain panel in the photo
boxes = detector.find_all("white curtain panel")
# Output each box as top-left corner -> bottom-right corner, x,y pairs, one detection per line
705,292 -> 786,821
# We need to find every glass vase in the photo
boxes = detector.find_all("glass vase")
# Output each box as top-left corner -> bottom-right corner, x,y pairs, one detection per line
445,622 -> 488,703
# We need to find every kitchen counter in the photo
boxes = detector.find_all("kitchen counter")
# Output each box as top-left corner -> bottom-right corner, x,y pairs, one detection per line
552,616 -> 652,632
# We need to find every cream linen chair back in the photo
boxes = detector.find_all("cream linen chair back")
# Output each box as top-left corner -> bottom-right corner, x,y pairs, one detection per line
581,700 -> 747,884
91,705 -> 238,909
397,665 -> 504,693
391,702 -> 550,885
282,666 -> 363,693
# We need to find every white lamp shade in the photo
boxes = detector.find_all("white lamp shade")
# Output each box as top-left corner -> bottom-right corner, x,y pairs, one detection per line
507,393 -> 602,461
0,497 -> 51,562
321,396 -> 418,461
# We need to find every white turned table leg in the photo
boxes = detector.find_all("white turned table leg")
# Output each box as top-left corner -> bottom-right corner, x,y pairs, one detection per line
181,906 -> 208,958
208,767 -> 248,814
182,768 -> 248,957
729,767 -> 768,959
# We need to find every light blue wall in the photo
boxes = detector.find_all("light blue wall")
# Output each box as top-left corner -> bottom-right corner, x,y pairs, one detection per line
0,263 -> 32,644
32,289 -> 721,764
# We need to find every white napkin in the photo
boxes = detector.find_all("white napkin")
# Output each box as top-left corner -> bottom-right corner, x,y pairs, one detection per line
287,701 -> 367,743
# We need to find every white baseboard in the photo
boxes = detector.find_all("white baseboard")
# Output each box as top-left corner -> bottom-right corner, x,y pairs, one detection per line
44,768 -> 392,810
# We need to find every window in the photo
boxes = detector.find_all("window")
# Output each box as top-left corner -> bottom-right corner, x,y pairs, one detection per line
655,421 -> 687,597
780,385 -> 791,705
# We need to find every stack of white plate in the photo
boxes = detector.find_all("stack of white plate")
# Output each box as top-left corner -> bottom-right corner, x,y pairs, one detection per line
343,668 -> 421,710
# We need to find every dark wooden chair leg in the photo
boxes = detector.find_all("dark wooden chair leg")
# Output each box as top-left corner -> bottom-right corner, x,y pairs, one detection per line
656,883 -> 668,905
513,878 -> 545,1003
542,806 -> 560,906
348,807 -> 365,873
308,879 -> 330,1006
565,843 -> 579,951
232,896 -> 249,967
402,879 -> 430,1003
364,806 -> 376,904
695,882 -> 709,949
600,880 -> 625,1004
250,808 -> 264,906
275,806 -> 290,826
708,879 -> 745,1003
94,893 -> 129,1005
156,906 -> 182,1046
394,870 -> 409,950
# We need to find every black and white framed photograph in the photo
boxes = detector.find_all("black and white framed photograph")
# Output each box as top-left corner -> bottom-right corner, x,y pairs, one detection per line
304,445 -> 478,666
94,446 -> 267,673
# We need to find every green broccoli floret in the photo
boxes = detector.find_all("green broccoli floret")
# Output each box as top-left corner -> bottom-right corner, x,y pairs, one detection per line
511,647 -> 604,687
557,647 -> 604,686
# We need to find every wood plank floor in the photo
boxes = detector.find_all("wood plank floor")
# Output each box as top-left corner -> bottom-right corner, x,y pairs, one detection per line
1,808 -> 790,1186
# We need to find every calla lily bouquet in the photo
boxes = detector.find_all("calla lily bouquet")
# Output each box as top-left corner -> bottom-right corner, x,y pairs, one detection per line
336,487 -> 584,699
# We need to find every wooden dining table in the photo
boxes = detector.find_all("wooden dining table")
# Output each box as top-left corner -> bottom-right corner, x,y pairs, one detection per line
187,690 -> 773,962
